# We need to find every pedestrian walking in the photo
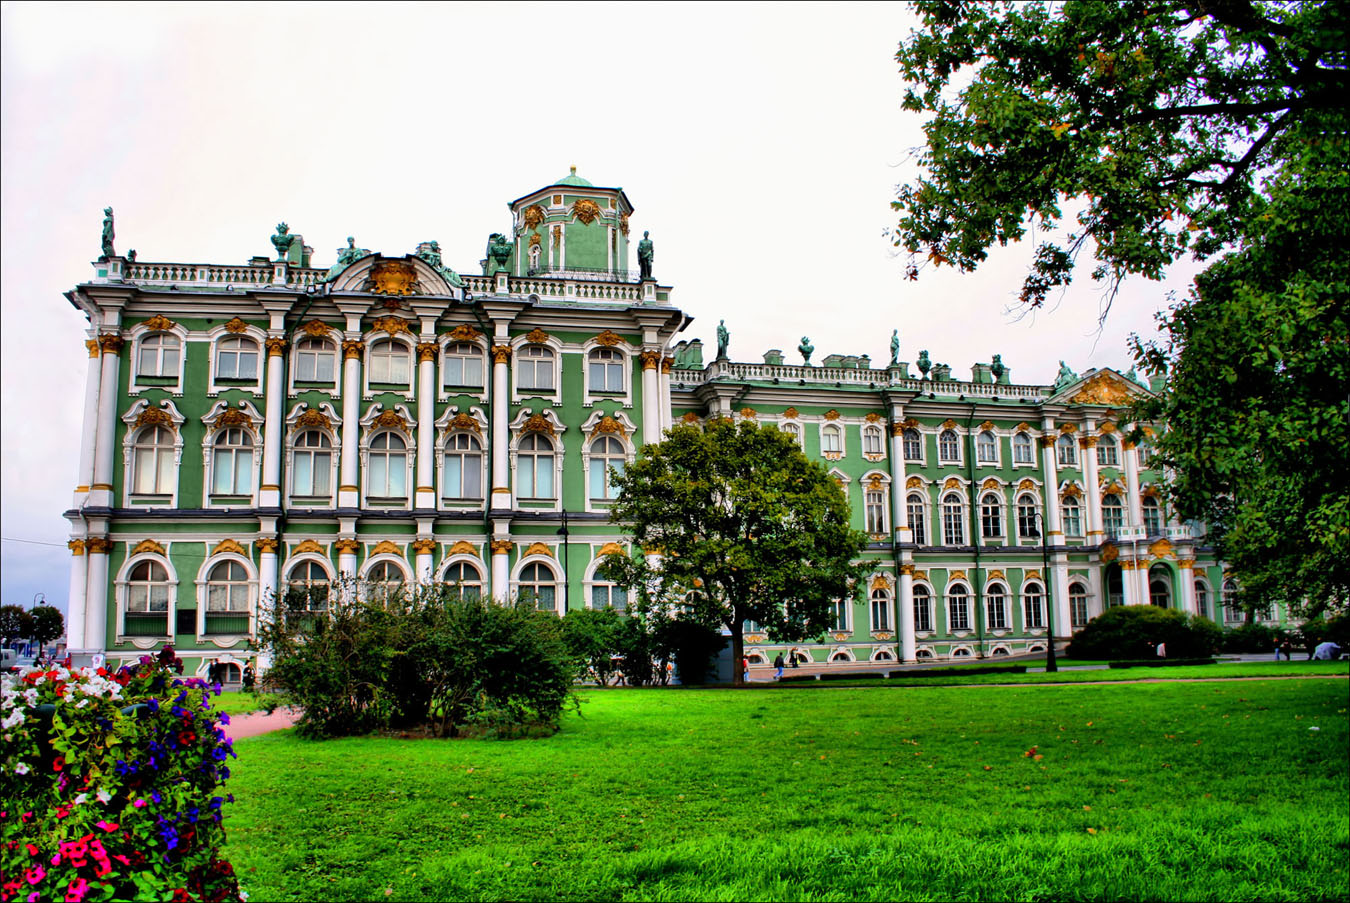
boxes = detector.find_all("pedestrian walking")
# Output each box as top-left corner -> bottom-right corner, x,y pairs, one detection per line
773,653 -> 785,680
741,656 -> 750,683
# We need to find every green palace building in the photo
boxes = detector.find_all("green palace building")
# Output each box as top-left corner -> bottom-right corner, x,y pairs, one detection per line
62,170 -> 1237,679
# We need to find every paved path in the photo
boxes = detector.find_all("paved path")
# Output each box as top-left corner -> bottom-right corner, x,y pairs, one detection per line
227,707 -> 300,740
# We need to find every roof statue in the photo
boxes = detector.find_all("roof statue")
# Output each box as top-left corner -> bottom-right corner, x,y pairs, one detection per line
1052,360 -> 1077,391
889,330 -> 900,367
270,223 -> 294,260
100,207 -> 115,259
324,237 -> 370,282
799,336 -> 814,366
638,231 -> 654,281
991,354 -> 1006,381
485,234 -> 512,276
417,240 -> 465,288
716,320 -> 729,360
1126,366 -> 1149,388
917,349 -> 932,377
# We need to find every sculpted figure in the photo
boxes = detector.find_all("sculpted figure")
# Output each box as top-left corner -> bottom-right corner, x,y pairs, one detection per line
637,231 -> 654,280
716,320 -> 729,359
324,237 -> 370,282
1053,359 -> 1077,390
889,330 -> 900,367
101,207 -> 115,258
489,233 -> 513,271
271,223 -> 294,260
798,336 -> 814,366
991,353 -> 1005,381
917,349 -> 932,377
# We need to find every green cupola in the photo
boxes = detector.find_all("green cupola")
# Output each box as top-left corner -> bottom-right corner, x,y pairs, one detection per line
498,167 -> 636,279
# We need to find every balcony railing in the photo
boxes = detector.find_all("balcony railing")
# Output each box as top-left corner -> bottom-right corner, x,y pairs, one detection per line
204,613 -> 251,635
124,613 -> 168,637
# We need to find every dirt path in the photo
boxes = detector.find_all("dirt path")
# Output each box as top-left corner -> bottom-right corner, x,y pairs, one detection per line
227,707 -> 300,740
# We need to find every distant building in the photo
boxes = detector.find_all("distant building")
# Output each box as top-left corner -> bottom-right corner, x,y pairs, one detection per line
62,171 -> 1238,678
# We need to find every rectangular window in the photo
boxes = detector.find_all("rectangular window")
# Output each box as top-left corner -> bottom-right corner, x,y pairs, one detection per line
830,600 -> 849,631
913,594 -> 932,632
865,491 -> 886,533
298,348 -> 335,383
871,596 -> 890,631
987,596 -> 1008,630
444,355 -> 484,388
949,595 -> 970,631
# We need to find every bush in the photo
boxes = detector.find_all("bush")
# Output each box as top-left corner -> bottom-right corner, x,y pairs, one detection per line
562,608 -> 626,685
1065,606 -> 1221,660
1294,612 -> 1350,655
256,581 -> 576,739
1,648 -> 240,903
1221,621 -> 1285,653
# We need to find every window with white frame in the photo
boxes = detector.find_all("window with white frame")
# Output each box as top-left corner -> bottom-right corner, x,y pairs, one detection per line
295,338 -> 337,384
588,348 -> 625,393
1062,496 -> 1083,537
870,587 -> 891,631
903,428 -> 923,461
205,560 -> 250,634
1222,579 -> 1241,622
138,334 -> 180,378
1069,582 -> 1089,627
976,430 -> 997,463
589,436 -> 626,500
518,433 -> 556,499
1102,493 -> 1124,538
829,599 -> 849,631
210,429 -> 254,496
1150,573 -> 1171,607
980,492 -> 1003,538
938,429 -> 961,462
215,337 -> 259,381
369,340 -> 411,385
517,345 -> 555,391
443,433 -> 483,500
125,560 -> 171,636
986,584 -> 1009,630
942,492 -> 966,545
782,421 -> 802,445
1107,567 -> 1125,607
1097,435 -> 1119,466
519,562 -> 558,611
286,560 -> 330,612
442,343 -> 485,389
367,432 -> 408,499
865,488 -> 887,534
913,585 -> 933,632
1013,431 -> 1034,464
1056,434 -> 1077,466
364,560 -> 405,605
948,584 -> 971,631
1137,443 -> 1155,468
821,423 -> 843,455
132,427 -> 176,495
591,582 -> 627,611
1023,582 -> 1045,629
1017,494 -> 1039,539
441,562 -> 483,601
1143,496 -> 1163,535
1193,581 -> 1209,619
907,493 -> 927,546
291,431 -> 332,498
862,425 -> 884,456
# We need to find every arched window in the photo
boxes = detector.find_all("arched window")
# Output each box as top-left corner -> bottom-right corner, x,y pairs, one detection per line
951,647 -> 972,658
1097,435 -> 1119,466
903,428 -> 923,461
1023,582 -> 1045,629
1107,567 -> 1125,607
1143,496 -> 1163,535
976,430 -> 997,463
443,433 -> 483,499
442,343 -> 485,389
291,431 -> 332,498
980,492 -> 1003,538
132,427 -> 176,495
1194,581 -> 1209,619
1102,493 -> 1124,538
912,585 -> 933,632
211,428 -> 253,496
215,336 -> 259,381
138,333 -> 180,377
865,487 -> 887,534
518,433 -> 556,499
205,560 -> 250,634
907,493 -> 927,546
862,425 -> 884,456
442,562 -> 483,601
1056,434 -> 1077,466
519,562 -> 558,611
368,432 -> 408,499
286,560 -> 330,613
1016,493 -> 1040,539
938,429 -> 961,462
590,581 -> 627,611
518,345 -> 555,391
364,561 -> 405,605
821,423 -> 843,455
1150,573 -> 1171,608
947,583 -> 971,631
1137,444 -> 1155,468
1222,579 -> 1241,622
781,421 -> 802,445
986,583 -> 1009,630
1012,432 -> 1034,464
870,587 -> 891,631
126,560 -> 170,636
589,436 -> 626,500
295,337 -> 337,383
1062,496 -> 1082,537
588,347 -> 625,393
368,339 -> 411,385
941,492 -> 966,545
1069,581 -> 1089,627
915,648 -> 934,660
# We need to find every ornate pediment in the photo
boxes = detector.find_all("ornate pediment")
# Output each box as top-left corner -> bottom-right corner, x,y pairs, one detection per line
448,541 -> 480,558
222,317 -> 249,334
211,538 -> 248,557
292,539 -> 325,555
370,540 -> 404,557
1067,371 -> 1135,406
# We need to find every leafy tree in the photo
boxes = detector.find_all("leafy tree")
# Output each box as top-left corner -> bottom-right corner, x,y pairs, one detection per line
29,605 -> 65,655
0,604 -> 34,648
562,607 -> 626,685
601,419 -> 868,685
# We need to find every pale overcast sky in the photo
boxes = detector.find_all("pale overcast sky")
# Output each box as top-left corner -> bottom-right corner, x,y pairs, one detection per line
0,1 -> 1202,616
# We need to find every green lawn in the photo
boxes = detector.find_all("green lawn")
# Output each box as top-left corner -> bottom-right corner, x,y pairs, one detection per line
767,660 -> 1349,688
223,678 -> 1349,902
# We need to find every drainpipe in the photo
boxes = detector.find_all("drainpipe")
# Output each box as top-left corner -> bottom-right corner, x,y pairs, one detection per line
965,405 -> 985,658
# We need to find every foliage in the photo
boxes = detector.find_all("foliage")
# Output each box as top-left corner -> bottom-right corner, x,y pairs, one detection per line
1221,621 -> 1285,654
1,647 -> 241,903
254,580 -> 575,739
602,419 -> 868,684
29,606 -> 65,655
0,604 -> 34,648
561,607 -> 626,685
1064,605 -> 1221,660
221,681 -> 1349,902
561,608 -> 727,686
1295,612 -> 1350,654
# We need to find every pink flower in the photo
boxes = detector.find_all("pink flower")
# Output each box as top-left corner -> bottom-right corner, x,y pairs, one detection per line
24,865 -> 45,885
95,821 -> 119,833
64,877 -> 88,902
132,799 -> 146,809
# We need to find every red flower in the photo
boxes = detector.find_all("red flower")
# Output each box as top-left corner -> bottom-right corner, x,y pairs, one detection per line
52,755 -> 65,772
171,889 -> 192,902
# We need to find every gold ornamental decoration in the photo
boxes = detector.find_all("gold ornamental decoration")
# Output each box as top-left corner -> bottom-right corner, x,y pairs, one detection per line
988,569 -> 1006,581
489,539 -> 513,555
342,340 -> 363,361
211,538 -> 248,557
448,541 -> 480,557
1062,484 -> 1083,498
661,357 -> 673,374
68,539 -> 86,556
979,420 -> 996,431
866,413 -> 883,423
417,342 -> 438,362
1037,435 -> 1056,448
943,477 -> 963,490
86,339 -> 100,358
521,413 -> 555,435
449,412 -> 482,434
292,539 -> 325,555
213,408 -> 253,432
85,537 -> 113,555
1060,423 -> 1078,433
1177,558 -> 1196,569
223,317 -> 249,334
374,410 -> 408,431
640,350 -> 661,370
782,407 -> 799,419
143,314 -> 176,332
254,536 -> 279,554
369,260 -> 419,296
591,416 -> 627,439
1025,569 -> 1042,580
265,337 -> 288,357
370,540 -> 403,557
1018,478 -> 1037,491
941,418 -> 959,430
523,542 -> 553,558
135,408 -> 175,431
1100,543 -> 1119,564
594,329 -> 624,347
1100,421 -> 1118,433
867,475 -> 885,490
870,575 -> 891,591
619,213 -> 630,236
739,407 -> 757,420
525,328 -> 550,344
529,232 -> 542,249
1148,538 -> 1174,559
1078,435 -> 1100,448
1070,372 -> 1132,406
681,412 -> 701,423
491,344 -> 511,364
571,198 -> 601,224
912,569 -> 928,582
132,539 -> 167,556
1015,421 -> 1033,432
411,538 -> 436,555
523,204 -> 546,230
597,542 -> 625,557
301,320 -> 332,337
551,225 -> 562,248
899,564 -> 916,576
98,334 -> 125,354
295,408 -> 332,431
371,316 -> 412,336
334,538 -> 360,554
890,422 -> 907,436
906,476 -> 924,489
949,570 -> 967,581
824,409 -> 841,421
447,324 -> 482,342
982,477 -> 1001,490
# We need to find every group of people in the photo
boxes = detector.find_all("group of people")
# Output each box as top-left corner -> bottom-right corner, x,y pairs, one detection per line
740,650 -> 803,682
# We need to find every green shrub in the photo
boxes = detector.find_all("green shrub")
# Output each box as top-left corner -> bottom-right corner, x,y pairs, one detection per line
1222,621 -> 1285,653
1066,606 -> 1220,660
1295,612 -> 1350,655
562,607 -> 626,685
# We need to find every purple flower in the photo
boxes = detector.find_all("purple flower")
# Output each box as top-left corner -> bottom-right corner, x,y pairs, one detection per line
218,712 -> 230,725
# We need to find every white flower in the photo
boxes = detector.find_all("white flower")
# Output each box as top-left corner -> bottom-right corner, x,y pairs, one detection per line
73,793 -> 89,805
1,710 -> 23,730
96,789 -> 112,803
15,762 -> 31,775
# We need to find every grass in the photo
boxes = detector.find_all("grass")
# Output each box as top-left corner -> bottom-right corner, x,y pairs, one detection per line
211,690 -> 277,718
762,660 -> 1349,688
222,676 -> 1349,901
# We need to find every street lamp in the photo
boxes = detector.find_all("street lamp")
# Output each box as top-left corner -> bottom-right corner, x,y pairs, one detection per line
1031,512 -> 1059,673
555,508 -> 570,614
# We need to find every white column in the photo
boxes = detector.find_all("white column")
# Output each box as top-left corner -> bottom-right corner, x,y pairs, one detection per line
1123,432 -> 1143,528
1178,558 -> 1198,615
74,339 -> 102,505
491,539 -> 511,601
888,421 -> 910,542
1039,423 -> 1062,539
1051,551 -> 1071,641
84,537 -> 111,653
337,539 -> 359,603
256,537 -> 278,635
1080,427 -> 1103,544
90,335 -> 124,507
414,539 -> 434,583
659,357 -> 674,442
260,339 -> 287,507
339,340 -> 362,507
898,566 -> 916,663
490,344 -> 512,508
66,541 -> 89,649
416,342 -> 436,508
640,350 -> 661,445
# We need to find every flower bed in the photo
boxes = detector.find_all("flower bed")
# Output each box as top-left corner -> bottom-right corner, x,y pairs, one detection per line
1,648 -> 242,902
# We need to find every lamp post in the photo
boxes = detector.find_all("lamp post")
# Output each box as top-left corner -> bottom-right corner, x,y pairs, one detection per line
1033,512 -> 1058,673
556,508 -> 570,614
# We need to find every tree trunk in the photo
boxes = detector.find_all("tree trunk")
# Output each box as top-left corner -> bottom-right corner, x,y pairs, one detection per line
729,614 -> 745,686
